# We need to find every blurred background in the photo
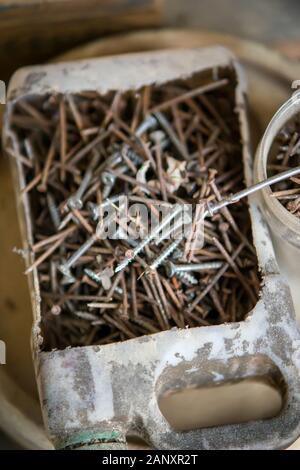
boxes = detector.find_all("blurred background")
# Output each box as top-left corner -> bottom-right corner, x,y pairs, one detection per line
1,0 -> 300,80
1,0 -> 300,450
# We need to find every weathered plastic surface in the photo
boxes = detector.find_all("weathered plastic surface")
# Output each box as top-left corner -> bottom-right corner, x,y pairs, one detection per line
3,48 -> 300,450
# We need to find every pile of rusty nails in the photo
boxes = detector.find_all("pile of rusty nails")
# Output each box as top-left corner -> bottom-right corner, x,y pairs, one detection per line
8,73 -> 260,350
268,117 -> 300,216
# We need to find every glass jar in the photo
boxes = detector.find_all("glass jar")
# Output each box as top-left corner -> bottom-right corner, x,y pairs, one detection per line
255,91 -> 300,248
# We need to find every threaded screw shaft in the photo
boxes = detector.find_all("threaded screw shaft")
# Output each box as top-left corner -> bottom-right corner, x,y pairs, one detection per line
84,268 -> 101,284
149,237 -> 183,272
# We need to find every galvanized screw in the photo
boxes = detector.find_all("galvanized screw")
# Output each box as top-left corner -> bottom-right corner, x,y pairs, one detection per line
84,268 -> 101,284
101,165 -> 127,198
176,271 -> 198,285
87,194 -> 123,221
150,130 -> 169,151
61,201 -> 127,282
58,211 -> 80,231
101,171 -> 116,199
135,114 -> 158,137
150,130 -> 165,146
123,145 -> 143,165
164,261 -> 180,278
152,111 -> 189,160
67,167 -> 93,210
74,310 -> 99,322
105,145 -> 143,170
148,236 -> 183,272
154,218 -> 183,246
114,286 -> 124,295
46,192 -> 61,229
59,234 -> 97,283
84,267 -> 114,290
112,226 -> 138,247
172,248 -> 183,260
